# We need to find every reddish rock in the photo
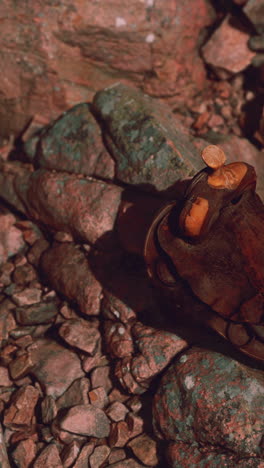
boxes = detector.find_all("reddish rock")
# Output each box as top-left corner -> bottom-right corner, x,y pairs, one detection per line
56,377 -> 90,411
108,458 -> 145,468
27,239 -> 50,268
4,385 -> 39,430
29,338 -> 84,398
0,0 -> 214,138
30,103 -> 115,180
9,351 -> 34,381
0,367 -> 12,387
40,243 -> 102,316
11,438 -> 37,468
0,423 -> 11,468
106,401 -> 129,422
0,261 -> 14,287
41,396 -> 57,424
89,445 -> 110,468
104,321 -> 134,358
33,443 -> 63,468
202,15 -> 255,77
81,353 -> 109,374
0,299 -> 16,346
153,348 -> 264,458
72,442 -> 95,468
12,263 -> 37,286
126,396 -> 142,413
0,213 -> 25,267
12,288 -> 42,307
108,448 -> 126,465
15,301 -> 58,325
101,292 -> 136,323
60,440 -> 81,468
115,323 -> 188,394
88,387 -> 109,409
109,421 -> 131,448
126,413 -> 144,439
128,434 -> 158,466
59,404 -> 110,438
59,319 -> 101,354
90,366 -> 112,394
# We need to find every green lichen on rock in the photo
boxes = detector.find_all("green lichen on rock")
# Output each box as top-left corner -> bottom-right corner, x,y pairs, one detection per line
93,83 -> 203,192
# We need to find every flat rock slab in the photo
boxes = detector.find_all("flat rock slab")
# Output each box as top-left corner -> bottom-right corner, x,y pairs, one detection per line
29,338 -> 84,398
25,103 -> 115,180
59,404 -> 110,438
153,348 -> 264,458
93,83 -> 203,191
40,243 -> 102,316
202,15 -> 255,77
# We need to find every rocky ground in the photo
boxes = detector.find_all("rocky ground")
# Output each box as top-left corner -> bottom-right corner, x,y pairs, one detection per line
0,1 -> 264,468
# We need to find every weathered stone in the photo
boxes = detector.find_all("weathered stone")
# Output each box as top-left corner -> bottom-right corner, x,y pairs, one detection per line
153,348 -> 264,458
12,288 -> 42,307
41,396 -> 57,424
15,301 -> 58,325
0,366 -> 12,387
244,0 -> 264,34
106,401 -> 129,422
101,292 -> 136,323
4,385 -> 39,430
0,212 -> 25,267
0,0 -> 214,138
0,300 -> 16,346
33,443 -> 63,468
93,84 -> 203,191
29,338 -> 84,398
128,434 -> 158,466
109,421 -> 131,448
89,445 -> 110,468
0,423 -> 11,468
126,413 -> 144,439
167,442 -> 264,468
11,438 -> 37,468
108,448 -> 126,465
202,15 -> 255,77
27,239 -> 50,267
9,351 -> 34,381
59,404 -> 110,438
104,320 -> 134,358
59,318 -> 101,354
40,243 -> 102,316
72,442 -> 95,468
56,377 -> 90,411
12,263 -> 37,286
28,103 -> 115,180
115,323 -> 188,394
88,386 -> 109,409
108,460 -> 145,468
0,262 -> 14,287
60,440 -> 81,468
90,366 -> 112,394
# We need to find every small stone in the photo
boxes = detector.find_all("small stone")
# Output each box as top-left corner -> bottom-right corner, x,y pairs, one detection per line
4,385 -> 39,430
106,401 -> 129,422
15,301 -> 58,325
89,445 -> 110,468
56,377 -> 90,410
0,422 -> 10,468
0,262 -> 14,287
59,319 -> 101,354
207,114 -> 225,128
53,231 -> 74,242
202,15 -> 255,77
12,288 -> 42,307
0,213 -> 25,267
91,366 -> 112,394
59,404 -> 110,438
12,263 -> 37,286
0,366 -> 12,386
81,353 -> 109,374
29,338 -> 84,398
109,421 -> 130,448
16,220 -> 43,246
244,0 -> 264,34
11,438 -> 37,468
108,448 -> 126,465
40,243 -> 102,316
33,443 -> 63,468
27,239 -> 50,267
126,413 -> 144,438
128,434 -> 158,466
126,396 -> 142,413
104,321 -> 134,358
61,440 -> 81,468
88,387 -> 109,409
0,299 -> 16,345
72,441 -> 95,468
41,396 -> 57,424
9,351 -> 34,380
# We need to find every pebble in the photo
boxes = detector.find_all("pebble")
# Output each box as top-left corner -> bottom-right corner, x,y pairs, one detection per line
60,440 -> 81,468
56,377 -> 90,410
89,445 -> 110,468
59,404 -> 110,438
106,401 -> 129,422
59,319 -> 101,354
90,366 -> 112,394
109,421 -> 131,448
11,438 -> 37,468
12,288 -> 42,307
33,443 -> 63,468
88,386 -> 109,409
4,385 -> 39,430
128,434 -> 158,466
